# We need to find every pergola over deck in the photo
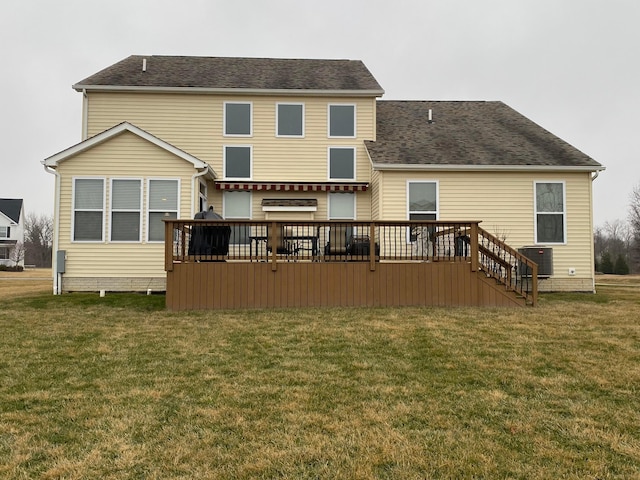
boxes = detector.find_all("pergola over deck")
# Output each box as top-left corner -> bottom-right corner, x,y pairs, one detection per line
164,220 -> 538,310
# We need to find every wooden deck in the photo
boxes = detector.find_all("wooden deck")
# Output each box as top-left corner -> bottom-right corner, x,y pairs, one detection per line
164,220 -> 537,310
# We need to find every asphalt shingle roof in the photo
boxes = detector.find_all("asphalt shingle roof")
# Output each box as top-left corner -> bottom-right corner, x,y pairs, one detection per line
366,101 -> 602,169
74,55 -> 384,93
0,199 -> 23,223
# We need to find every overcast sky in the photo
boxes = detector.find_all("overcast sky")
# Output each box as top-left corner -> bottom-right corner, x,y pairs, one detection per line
2,0 -> 638,227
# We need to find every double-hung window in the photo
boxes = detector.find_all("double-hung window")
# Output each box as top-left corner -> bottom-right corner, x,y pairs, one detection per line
110,179 -> 142,242
73,178 -> 105,241
224,146 -> 252,179
328,147 -> 355,180
408,181 -> 438,242
223,191 -> 251,245
224,102 -> 252,136
148,179 -> 179,242
277,103 -> 304,137
328,104 -> 356,137
535,181 -> 565,244
0,226 -> 9,238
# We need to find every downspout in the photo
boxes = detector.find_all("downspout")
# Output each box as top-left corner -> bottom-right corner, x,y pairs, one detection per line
44,165 -> 61,294
191,167 -> 210,218
82,89 -> 88,140
591,170 -> 601,293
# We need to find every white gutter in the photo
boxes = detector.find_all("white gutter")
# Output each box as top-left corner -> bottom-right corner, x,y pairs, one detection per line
371,163 -> 606,173
72,84 -> 385,97
43,165 -> 61,294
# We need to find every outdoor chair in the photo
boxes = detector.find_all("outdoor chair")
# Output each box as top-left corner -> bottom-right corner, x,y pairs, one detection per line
324,225 -> 353,257
266,225 -> 297,256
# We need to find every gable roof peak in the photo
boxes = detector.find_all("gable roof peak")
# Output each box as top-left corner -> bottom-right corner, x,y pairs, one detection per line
0,198 -> 24,223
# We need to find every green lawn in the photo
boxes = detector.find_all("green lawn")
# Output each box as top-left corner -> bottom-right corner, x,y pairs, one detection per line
1,285 -> 639,479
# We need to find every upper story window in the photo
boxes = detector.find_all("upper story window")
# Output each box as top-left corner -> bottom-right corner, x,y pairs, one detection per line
328,104 -> 356,138
328,147 -> 355,181
535,181 -> 565,244
110,179 -> 142,242
276,103 -> 304,137
73,178 -> 105,242
224,102 -> 252,136
224,146 -> 252,179
0,226 -> 9,238
148,179 -> 179,242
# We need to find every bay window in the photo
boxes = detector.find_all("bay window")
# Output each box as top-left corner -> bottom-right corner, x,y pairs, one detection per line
73,178 -> 104,241
148,179 -> 179,242
110,179 -> 141,242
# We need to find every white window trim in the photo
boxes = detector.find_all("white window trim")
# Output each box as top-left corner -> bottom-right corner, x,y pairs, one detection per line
223,145 -> 253,180
407,180 -> 439,243
534,180 -> 567,245
276,102 -> 305,138
71,176 -> 105,243
109,178 -> 143,243
222,190 -> 253,219
146,178 -> 181,243
327,146 -> 356,181
223,101 -> 253,137
0,226 -> 9,239
327,103 -> 357,138
327,192 -> 356,220
406,180 -> 439,220
198,179 -> 208,213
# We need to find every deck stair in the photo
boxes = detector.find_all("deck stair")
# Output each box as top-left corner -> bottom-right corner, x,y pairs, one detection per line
475,227 -> 538,306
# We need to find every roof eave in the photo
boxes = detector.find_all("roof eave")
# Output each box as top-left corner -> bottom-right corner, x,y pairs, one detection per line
72,84 -> 385,97
42,122 -> 216,177
371,163 -> 606,173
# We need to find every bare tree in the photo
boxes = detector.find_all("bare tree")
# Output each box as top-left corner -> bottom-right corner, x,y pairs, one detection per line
9,241 -> 25,266
630,184 -> 640,271
24,212 -> 53,268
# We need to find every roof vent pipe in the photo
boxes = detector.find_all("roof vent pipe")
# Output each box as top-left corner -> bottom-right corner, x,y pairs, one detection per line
142,58 -> 147,72
428,109 -> 434,124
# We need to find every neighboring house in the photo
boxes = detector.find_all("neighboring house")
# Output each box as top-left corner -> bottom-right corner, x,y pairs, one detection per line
0,198 -> 25,267
42,55 -> 604,294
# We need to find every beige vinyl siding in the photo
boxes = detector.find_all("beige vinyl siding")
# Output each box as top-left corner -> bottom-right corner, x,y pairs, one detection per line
378,170 -> 595,281
57,131 -> 197,278
86,93 -> 376,183
370,169 -> 381,220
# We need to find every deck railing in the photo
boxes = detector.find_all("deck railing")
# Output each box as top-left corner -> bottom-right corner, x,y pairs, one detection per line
164,220 -> 538,305
476,226 -> 538,306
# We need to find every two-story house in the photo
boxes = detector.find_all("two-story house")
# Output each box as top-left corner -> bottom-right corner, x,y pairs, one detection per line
0,198 -> 25,267
43,55 -> 603,297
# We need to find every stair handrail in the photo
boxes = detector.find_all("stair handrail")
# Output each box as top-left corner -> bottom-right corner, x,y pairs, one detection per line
476,227 -> 538,306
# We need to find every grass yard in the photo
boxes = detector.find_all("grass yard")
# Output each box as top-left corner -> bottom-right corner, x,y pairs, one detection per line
1,279 -> 639,479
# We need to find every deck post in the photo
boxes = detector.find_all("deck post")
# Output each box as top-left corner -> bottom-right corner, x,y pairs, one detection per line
531,262 -> 538,306
470,222 -> 479,272
369,222 -> 376,271
270,221 -> 278,272
164,220 -> 174,272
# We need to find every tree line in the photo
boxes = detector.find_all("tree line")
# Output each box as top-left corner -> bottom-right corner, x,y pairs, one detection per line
6,213 -> 53,268
594,183 -> 640,275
